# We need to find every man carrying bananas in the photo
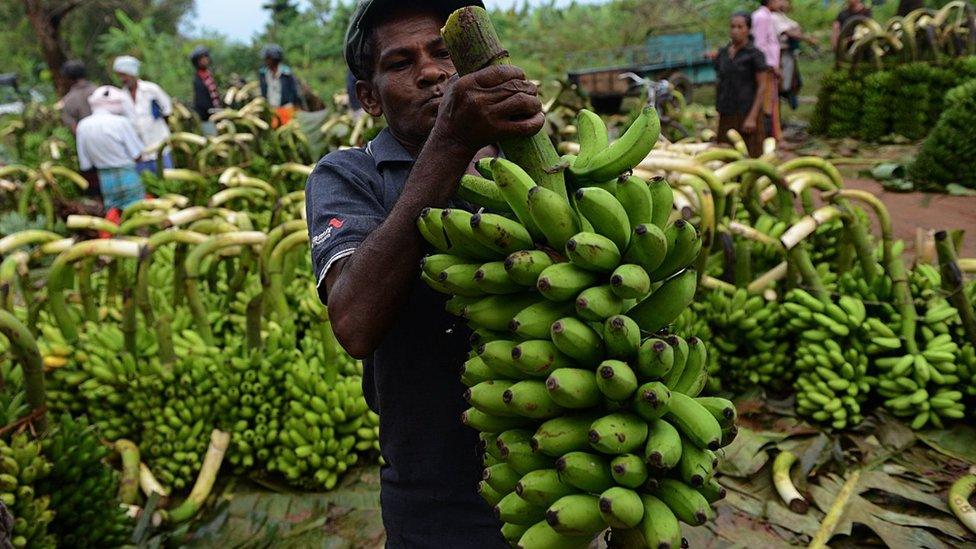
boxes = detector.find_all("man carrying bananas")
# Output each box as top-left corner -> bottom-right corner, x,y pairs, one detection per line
305,1 -> 544,547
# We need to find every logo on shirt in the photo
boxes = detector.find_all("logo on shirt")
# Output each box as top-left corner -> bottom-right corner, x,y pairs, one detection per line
329,217 -> 344,229
311,218 -> 344,248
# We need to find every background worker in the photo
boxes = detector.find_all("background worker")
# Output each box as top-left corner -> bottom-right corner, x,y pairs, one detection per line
713,11 -> 768,157
831,0 -> 873,51
58,59 -> 100,196
190,46 -> 222,136
113,55 -> 174,174
259,44 -> 304,126
751,0 -> 783,140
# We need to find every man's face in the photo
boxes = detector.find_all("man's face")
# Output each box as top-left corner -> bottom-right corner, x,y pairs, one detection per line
730,16 -> 750,43
265,57 -> 278,70
116,72 -> 137,89
769,0 -> 786,11
357,10 -> 453,149
198,56 -> 211,70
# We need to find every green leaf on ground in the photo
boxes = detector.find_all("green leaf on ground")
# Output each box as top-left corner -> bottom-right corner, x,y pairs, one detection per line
946,183 -> 976,196
717,427 -> 786,478
918,425 -> 976,463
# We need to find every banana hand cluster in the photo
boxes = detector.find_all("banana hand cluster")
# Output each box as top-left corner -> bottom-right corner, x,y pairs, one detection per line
0,433 -> 56,549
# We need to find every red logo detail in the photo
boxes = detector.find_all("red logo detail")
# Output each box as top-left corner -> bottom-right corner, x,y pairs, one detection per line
328,218 -> 344,229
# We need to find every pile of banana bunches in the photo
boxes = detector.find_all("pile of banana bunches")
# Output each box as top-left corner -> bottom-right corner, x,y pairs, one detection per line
418,107 -> 736,548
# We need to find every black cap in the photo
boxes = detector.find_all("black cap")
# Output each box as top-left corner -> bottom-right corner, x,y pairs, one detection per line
190,46 -> 210,67
344,0 -> 485,80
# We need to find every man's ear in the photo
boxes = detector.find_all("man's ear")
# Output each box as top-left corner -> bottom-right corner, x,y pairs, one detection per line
356,80 -> 382,117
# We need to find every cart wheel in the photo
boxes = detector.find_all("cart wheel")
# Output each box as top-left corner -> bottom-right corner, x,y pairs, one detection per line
590,95 -> 623,115
668,72 -> 693,103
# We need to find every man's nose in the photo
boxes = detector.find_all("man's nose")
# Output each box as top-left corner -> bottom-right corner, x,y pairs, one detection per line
418,57 -> 449,87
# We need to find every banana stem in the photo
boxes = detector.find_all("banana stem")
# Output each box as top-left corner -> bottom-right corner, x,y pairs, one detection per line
734,239 -> 753,287
840,209 -> 880,284
0,229 -> 62,255
780,206 -> 843,250
888,249 -> 920,355
790,246 -> 828,301
245,293 -> 263,350
0,309 -> 46,432
808,469 -> 861,549
157,429 -> 231,524
122,287 -> 138,357
139,462 -> 169,499
935,231 -> 976,347
115,439 -> 141,504
958,259 -> 976,272
827,190 -> 893,269
948,473 -> 976,535
267,230 -> 309,321
442,7 -> 566,199
77,258 -> 98,322
748,262 -> 788,294
0,251 -> 28,311
702,275 -> 737,294
773,451 -> 809,513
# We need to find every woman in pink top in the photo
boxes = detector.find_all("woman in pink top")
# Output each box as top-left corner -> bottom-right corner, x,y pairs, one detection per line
752,0 -> 785,140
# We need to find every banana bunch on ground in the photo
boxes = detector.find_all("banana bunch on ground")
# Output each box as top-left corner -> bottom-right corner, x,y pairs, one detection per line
128,330 -> 223,491
269,356 -> 370,491
785,289 -> 874,429
38,414 -> 131,547
695,289 -> 792,393
0,433 -> 56,549
417,107 -> 737,548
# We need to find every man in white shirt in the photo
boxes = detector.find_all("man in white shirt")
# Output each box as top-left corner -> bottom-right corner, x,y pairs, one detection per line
113,55 -> 174,174
76,86 -> 146,213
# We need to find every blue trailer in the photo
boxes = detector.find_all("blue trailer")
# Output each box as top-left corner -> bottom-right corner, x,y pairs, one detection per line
567,32 -> 716,113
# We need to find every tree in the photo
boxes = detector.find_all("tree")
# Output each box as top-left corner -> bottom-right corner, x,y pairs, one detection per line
23,0 -> 92,96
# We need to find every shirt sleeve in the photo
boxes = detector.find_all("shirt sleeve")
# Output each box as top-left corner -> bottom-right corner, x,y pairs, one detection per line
119,119 -> 146,160
152,83 -> 174,116
76,126 -> 92,171
305,151 -> 387,302
753,11 -> 780,68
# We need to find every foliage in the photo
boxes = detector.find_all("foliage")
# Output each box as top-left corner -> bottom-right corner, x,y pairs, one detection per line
909,78 -> 976,190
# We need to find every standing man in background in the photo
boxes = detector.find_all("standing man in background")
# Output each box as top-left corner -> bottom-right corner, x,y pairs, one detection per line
58,60 -> 100,196
752,0 -> 783,140
831,0 -> 873,51
191,46 -> 222,136
113,55 -> 174,174
259,45 -> 304,127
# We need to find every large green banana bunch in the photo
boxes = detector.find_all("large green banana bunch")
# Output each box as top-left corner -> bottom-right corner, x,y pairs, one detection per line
0,433 -> 56,549
417,108 -> 738,548
785,289 -> 874,429
38,414 -> 131,547
695,289 -> 792,393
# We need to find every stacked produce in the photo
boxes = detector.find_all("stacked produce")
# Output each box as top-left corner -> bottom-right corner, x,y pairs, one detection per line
0,433 -> 55,549
910,78 -> 976,190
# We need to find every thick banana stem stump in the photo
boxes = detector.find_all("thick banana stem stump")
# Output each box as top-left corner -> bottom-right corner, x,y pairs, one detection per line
935,231 -> 976,347
115,439 -> 141,505
949,472 -> 976,535
772,451 -> 808,513
157,429 -> 231,524
442,7 -> 567,199
0,310 -> 47,432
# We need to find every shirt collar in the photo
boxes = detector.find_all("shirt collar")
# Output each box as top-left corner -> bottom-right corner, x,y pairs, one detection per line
365,128 -> 415,167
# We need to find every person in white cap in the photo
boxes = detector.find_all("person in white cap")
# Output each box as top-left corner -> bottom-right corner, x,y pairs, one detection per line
113,55 -> 174,174
76,86 -> 146,214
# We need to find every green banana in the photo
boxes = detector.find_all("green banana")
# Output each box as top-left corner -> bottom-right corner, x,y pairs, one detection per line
545,368 -> 601,409
699,477 -> 727,503
615,175 -> 654,228
638,494 -> 683,549
588,412 -> 648,455
644,418 -> 683,469
632,381 -> 672,422
599,486 -> 645,528
647,177 -> 674,229
677,436 -> 716,487
555,451 -> 613,493
512,340 -> 578,378
462,407 -> 532,432
441,208 -> 502,260
437,263 -> 483,295
570,105 -> 661,183
505,250 -> 555,288
665,392 -> 722,450
498,429 -> 556,475
661,336 -> 689,388
545,494 -> 606,536
670,336 -> 708,396
511,300 -> 575,340
550,317 -> 605,366
474,261 -> 523,294
479,340 -> 526,379
458,174 -> 513,213
491,158 -> 543,239
479,480 -> 504,506
461,355 -> 495,387
516,469 -> 576,507
531,414 -> 597,457
637,338 -> 675,379
475,157 -> 494,179
528,185 -> 581,251
654,478 -> 714,526
515,520 -> 591,549
694,397 -> 736,429
502,523 -> 530,545
647,220 -> 700,282
463,294 -> 540,331
417,207 -> 451,252
496,492 -> 547,525
574,186 -> 631,251
565,231 -> 621,273
537,263 -> 600,302
603,315 -> 640,360
574,109 -> 610,169
471,212 -> 533,255
484,462 -> 522,494
465,380 -> 516,416
420,253 -> 470,280
623,223 -> 669,274
503,380 -> 566,419
596,360 -> 639,401
627,269 -> 697,334
576,285 -> 624,322
610,264 -> 651,299
610,453 -> 649,489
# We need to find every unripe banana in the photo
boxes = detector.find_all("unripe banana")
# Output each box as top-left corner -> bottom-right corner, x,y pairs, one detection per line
610,453 -> 649,489
599,486 -> 645,528
550,317 -> 605,366
623,223 -> 669,274
512,340 -> 578,378
638,494 -> 683,549
576,285 -> 624,321
610,264 -> 651,299
647,176 -> 674,229
465,380 -> 516,416
670,336 -> 708,396
515,469 -> 576,507
479,480 -> 504,506
491,158 -> 544,239
503,380 -> 566,419
603,315 -> 640,360
470,212 -> 533,255
677,436 -> 717,487
628,269 -> 697,334
498,429 -> 556,475
479,340 -> 527,379
515,520 -> 591,549
545,368 -> 601,409
654,478 -> 714,526
476,157 -> 494,179
511,300 -> 575,340
596,360 -> 639,401
637,338 -> 675,379
474,261 -> 523,294
537,263 -> 600,302
441,208 -> 502,261
417,207 -> 451,252
555,451 -> 613,493
502,522 -> 530,545
570,105 -> 661,183
694,397 -> 736,429
464,294 -> 540,331
531,414 -> 598,457
462,407 -> 532,432
633,381 -> 672,422
496,492 -> 547,525
588,412 -> 648,455
420,254 -> 469,280
662,335 -> 689,388
644,418 -> 682,469
528,185 -> 581,251
565,231 -> 621,272
648,220 -> 701,282
505,250 -> 555,288
615,175 -> 654,228
458,174 -> 513,213
666,392 -> 722,451
437,263 -> 483,295
484,462 -> 522,494
545,494 -> 606,536
574,109 -> 610,169
574,186 -> 631,251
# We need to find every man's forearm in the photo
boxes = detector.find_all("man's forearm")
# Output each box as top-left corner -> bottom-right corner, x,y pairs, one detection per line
327,133 -> 476,358
749,76 -> 767,121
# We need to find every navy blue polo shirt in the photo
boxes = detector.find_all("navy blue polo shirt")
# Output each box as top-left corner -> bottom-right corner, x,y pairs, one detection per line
305,128 -> 505,547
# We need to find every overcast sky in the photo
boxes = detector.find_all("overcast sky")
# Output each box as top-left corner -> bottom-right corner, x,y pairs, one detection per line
194,0 -> 590,42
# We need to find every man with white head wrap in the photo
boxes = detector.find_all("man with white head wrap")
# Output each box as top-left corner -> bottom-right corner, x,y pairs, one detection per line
76,86 -> 146,213
113,55 -> 174,174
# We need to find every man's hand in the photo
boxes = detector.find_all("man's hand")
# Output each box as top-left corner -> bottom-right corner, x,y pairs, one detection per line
743,115 -> 757,135
432,65 -> 545,154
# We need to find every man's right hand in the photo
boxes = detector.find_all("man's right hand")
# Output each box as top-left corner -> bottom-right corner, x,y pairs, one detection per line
432,65 -> 545,154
